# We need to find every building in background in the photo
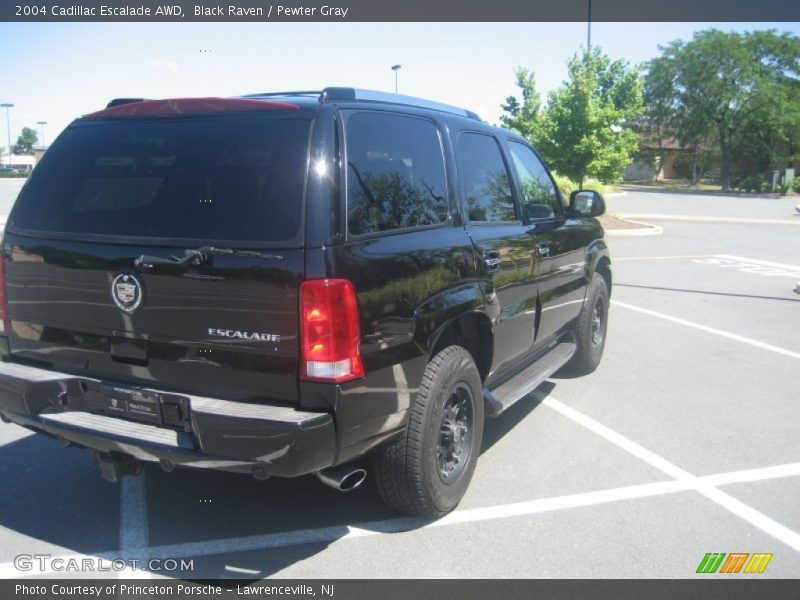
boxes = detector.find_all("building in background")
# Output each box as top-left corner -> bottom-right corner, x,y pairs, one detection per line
1,147 -> 48,172
32,145 -> 49,166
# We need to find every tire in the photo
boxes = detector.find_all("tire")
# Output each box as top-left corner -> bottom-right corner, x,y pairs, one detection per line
565,274 -> 610,375
372,345 -> 484,518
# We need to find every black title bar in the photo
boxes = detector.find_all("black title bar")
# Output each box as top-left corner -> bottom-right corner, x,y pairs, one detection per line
6,580 -> 800,600
3,0 -> 800,22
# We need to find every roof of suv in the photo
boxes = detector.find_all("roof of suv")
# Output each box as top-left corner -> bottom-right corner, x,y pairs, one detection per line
87,87 -> 483,122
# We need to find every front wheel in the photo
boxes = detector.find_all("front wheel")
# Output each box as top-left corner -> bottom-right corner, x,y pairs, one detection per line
372,346 -> 484,518
565,275 -> 610,375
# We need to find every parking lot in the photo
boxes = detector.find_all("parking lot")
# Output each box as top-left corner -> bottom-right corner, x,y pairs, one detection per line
0,181 -> 798,579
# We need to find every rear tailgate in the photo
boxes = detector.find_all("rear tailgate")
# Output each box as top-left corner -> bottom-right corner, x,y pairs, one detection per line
3,107 -> 311,404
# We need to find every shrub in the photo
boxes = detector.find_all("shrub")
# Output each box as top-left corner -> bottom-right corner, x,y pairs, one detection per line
551,171 -> 578,202
741,175 -> 764,193
582,181 -> 610,195
550,172 -> 617,201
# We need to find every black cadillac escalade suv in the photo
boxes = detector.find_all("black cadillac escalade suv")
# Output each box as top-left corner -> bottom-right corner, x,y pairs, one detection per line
0,88 -> 611,517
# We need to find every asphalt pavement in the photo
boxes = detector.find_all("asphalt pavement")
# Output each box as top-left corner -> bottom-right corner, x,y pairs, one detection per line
0,181 -> 798,579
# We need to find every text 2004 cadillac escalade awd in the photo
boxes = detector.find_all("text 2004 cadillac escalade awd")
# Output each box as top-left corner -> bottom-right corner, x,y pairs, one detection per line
0,88 -> 611,517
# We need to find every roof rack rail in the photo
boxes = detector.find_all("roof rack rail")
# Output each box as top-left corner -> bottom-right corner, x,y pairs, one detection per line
106,98 -> 148,108
241,91 -> 322,98
319,87 -> 482,121
241,88 -> 481,120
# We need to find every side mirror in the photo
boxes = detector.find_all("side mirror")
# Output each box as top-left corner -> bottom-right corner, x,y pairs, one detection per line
569,190 -> 606,217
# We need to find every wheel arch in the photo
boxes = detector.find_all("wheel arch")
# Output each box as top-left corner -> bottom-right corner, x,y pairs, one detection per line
587,240 -> 612,296
428,311 -> 493,383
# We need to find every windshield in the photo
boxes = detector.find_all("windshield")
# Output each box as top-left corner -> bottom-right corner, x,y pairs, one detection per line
10,114 -> 311,244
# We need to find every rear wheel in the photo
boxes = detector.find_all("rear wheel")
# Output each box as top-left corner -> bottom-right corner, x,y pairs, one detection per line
372,346 -> 484,518
565,275 -> 609,375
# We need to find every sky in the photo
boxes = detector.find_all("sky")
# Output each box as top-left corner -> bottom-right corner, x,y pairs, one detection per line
1,21 -> 799,149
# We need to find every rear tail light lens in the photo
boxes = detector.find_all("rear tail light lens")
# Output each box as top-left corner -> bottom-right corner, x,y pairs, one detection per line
300,279 -> 364,383
0,256 -> 8,334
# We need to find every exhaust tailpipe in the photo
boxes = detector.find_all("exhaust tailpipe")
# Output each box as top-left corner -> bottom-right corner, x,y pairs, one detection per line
315,465 -> 367,492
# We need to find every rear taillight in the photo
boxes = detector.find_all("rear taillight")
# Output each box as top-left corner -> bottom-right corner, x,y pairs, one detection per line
299,279 -> 364,383
0,256 -> 8,334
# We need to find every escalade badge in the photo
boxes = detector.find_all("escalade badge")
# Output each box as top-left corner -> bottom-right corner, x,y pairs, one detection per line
111,273 -> 144,313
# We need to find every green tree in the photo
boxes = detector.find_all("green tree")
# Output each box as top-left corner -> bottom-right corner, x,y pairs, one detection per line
500,68 -> 545,145
504,49 -> 643,186
11,127 -> 38,155
541,48 -> 643,186
641,52 -> 710,184
644,29 -> 800,191
733,33 -> 800,174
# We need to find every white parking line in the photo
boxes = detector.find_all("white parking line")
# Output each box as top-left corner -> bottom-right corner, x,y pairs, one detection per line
142,479 -> 692,561
715,255 -> 800,272
693,255 -> 800,279
119,473 -> 151,580
614,254 -> 715,262
619,213 -> 800,226
120,474 -> 148,551
611,300 -> 800,361
541,395 -> 800,552
3,459 -> 799,576
704,462 -> 800,486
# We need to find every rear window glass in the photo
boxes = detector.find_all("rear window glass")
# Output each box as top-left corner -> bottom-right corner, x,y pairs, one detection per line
10,116 -> 311,243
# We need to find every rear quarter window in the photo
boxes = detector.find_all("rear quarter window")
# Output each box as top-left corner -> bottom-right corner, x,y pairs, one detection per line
345,112 -> 449,236
10,114 -> 311,244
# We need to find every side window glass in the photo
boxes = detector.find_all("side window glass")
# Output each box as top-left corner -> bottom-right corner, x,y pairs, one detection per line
346,112 -> 448,236
457,133 -> 516,222
508,141 -> 561,220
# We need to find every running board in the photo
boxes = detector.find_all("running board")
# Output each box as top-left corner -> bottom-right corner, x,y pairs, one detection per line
483,341 -> 576,418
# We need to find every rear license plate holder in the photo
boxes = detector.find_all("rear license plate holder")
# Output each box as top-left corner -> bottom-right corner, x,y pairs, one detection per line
103,385 -> 162,425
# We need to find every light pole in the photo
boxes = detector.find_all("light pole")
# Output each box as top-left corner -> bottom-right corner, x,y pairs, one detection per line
391,64 -> 401,93
1,103 -> 13,165
587,0 -> 592,48
37,120 -> 47,147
